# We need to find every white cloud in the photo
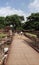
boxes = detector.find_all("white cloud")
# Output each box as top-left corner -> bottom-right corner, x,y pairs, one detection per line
29,0 -> 39,13
0,6 -> 26,22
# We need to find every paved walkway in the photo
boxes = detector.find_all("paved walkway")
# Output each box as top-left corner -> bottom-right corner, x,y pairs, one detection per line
6,33 -> 39,65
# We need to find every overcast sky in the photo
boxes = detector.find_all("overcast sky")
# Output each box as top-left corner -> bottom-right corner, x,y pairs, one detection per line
0,0 -> 39,21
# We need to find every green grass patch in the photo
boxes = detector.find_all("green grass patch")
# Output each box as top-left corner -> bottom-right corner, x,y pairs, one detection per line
26,33 -> 37,38
0,33 -> 7,38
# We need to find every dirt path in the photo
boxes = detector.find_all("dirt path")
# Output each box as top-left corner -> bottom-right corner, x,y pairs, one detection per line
6,33 -> 39,65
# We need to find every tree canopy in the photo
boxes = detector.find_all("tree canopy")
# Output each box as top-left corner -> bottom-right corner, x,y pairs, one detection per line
0,15 -> 24,31
0,17 -> 5,28
0,13 -> 39,31
23,13 -> 39,30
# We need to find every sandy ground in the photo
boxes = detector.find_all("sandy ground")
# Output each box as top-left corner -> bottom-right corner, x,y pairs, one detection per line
6,33 -> 39,65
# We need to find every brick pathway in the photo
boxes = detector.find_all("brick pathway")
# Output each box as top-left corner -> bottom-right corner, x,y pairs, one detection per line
6,33 -> 39,65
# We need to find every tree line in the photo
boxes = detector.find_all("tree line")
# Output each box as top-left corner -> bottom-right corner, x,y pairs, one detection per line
0,13 -> 39,31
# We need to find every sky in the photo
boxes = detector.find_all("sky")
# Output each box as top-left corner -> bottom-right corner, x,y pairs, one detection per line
0,0 -> 39,21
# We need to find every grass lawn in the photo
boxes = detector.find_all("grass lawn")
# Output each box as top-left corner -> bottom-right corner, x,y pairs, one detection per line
26,33 -> 37,38
0,33 -> 7,38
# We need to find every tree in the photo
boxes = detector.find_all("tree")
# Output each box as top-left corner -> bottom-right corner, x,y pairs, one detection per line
5,15 -> 24,31
0,17 -> 5,28
0,14 -> 24,31
23,13 -> 39,30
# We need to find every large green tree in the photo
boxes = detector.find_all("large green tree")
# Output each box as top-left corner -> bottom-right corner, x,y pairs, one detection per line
23,13 -> 39,30
0,15 -> 24,30
5,15 -> 24,30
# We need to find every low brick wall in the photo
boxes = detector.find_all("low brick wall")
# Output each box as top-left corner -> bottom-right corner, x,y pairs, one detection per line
24,33 -> 39,52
